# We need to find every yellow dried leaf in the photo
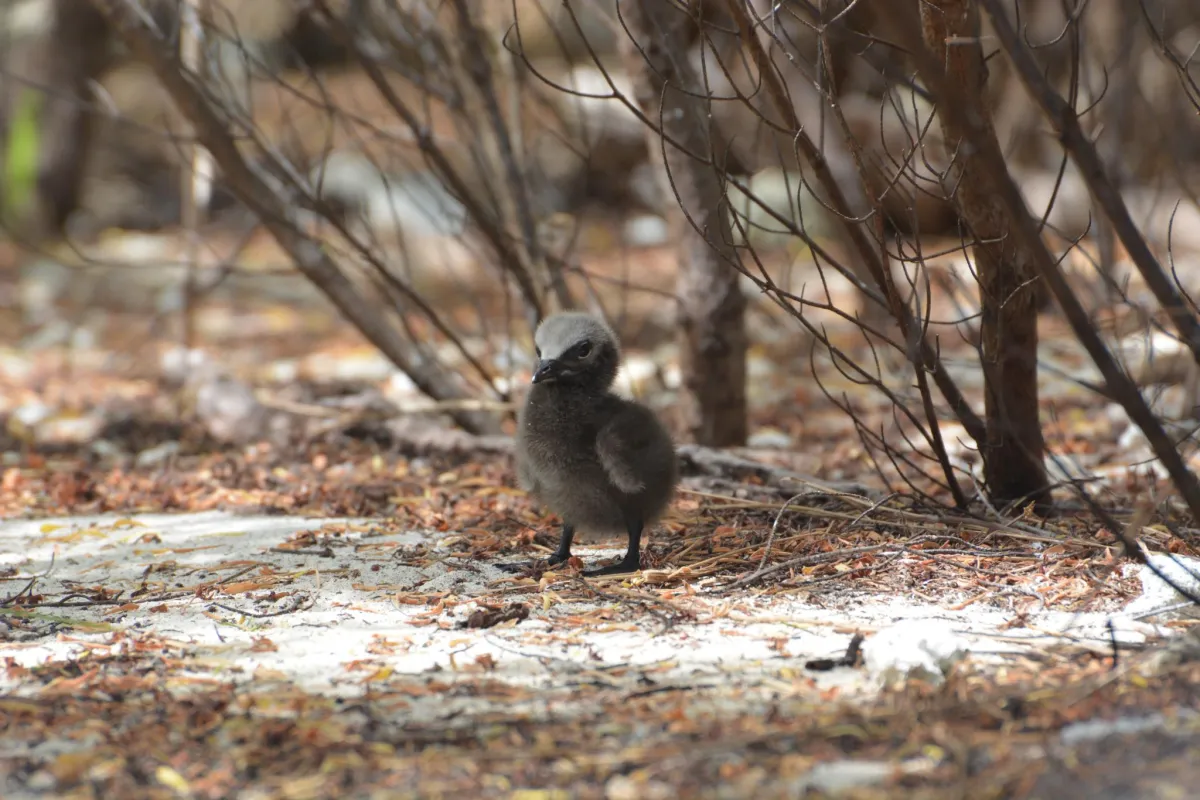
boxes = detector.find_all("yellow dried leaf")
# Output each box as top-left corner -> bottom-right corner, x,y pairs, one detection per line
365,666 -> 393,682
0,698 -> 42,713
252,666 -> 289,681
155,765 -> 190,794
456,477 -> 491,487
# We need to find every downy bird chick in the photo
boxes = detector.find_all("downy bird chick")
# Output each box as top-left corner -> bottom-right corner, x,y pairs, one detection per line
511,312 -> 677,576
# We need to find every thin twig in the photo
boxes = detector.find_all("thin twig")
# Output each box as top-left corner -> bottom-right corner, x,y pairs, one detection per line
0,551 -> 56,607
209,596 -> 315,618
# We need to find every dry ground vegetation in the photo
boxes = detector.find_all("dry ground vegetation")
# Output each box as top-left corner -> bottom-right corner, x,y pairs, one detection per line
2,0 -> 1200,798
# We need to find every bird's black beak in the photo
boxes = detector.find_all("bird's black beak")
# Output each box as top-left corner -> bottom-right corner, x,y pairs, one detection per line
531,359 -> 561,384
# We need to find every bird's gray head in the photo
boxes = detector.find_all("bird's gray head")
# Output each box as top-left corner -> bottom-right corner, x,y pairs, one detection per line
531,312 -> 620,390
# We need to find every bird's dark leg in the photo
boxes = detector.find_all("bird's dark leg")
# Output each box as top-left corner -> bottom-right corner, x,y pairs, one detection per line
547,525 -> 578,568
499,524 -> 575,573
583,520 -> 642,577
546,524 -> 576,567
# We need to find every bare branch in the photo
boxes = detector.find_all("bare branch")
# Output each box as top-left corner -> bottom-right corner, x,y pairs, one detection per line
981,0 -> 1200,369
90,0 -> 502,434
874,2 -> 1200,521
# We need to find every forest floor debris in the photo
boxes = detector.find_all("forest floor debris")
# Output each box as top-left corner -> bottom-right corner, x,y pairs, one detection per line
3,505 -> 1198,798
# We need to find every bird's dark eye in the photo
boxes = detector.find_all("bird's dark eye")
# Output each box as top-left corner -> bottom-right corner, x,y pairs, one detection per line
576,343 -> 592,358
535,346 -> 541,358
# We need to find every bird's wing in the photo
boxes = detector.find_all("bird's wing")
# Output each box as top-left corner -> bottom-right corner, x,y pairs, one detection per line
516,457 -> 541,495
595,406 -> 657,495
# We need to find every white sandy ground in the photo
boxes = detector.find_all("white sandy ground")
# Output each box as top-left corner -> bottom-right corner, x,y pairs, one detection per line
1,511 -> 1191,696
2,506 -> 1200,800
2,510 -> 1198,795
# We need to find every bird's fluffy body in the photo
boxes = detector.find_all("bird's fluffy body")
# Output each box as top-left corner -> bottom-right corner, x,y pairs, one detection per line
516,313 -> 676,543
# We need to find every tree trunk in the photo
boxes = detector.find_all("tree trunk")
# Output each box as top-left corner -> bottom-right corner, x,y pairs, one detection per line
619,0 -> 747,446
920,0 -> 1048,507
27,0 -> 111,234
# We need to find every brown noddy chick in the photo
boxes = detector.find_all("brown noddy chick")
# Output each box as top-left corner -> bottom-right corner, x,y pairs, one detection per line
508,312 -> 677,576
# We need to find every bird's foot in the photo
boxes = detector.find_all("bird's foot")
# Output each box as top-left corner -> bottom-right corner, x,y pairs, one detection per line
582,551 -> 641,577
498,551 -> 573,574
